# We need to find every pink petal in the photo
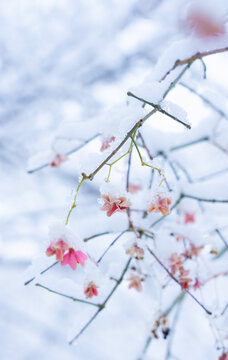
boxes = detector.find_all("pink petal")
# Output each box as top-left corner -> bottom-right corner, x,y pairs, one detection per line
46,245 -> 55,257
107,203 -> 118,217
75,250 -> 87,266
61,252 -> 77,270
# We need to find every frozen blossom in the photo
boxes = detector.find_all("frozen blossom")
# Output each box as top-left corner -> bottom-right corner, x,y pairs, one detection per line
179,266 -> 192,290
186,7 -> 225,38
128,274 -> 143,292
169,253 -> 184,275
100,136 -> 116,152
84,281 -> 99,299
100,193 -> 132,217
126,242 -> 144,260
184,212 -> 195,224
61,249 -> 87,270
46,240 -> 69,261
148,196 -> 172,216
50,154 -> 68,167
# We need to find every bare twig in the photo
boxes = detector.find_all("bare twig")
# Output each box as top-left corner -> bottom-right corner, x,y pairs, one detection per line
127,92 -> 191,129
35,283 -> 100,307
97,230 -> 128,263
161,47 -> 228,81
69,257 -> 132,345
147,246 -> 212,315
215,229 -> 228,248
180,83 -> 228,120
24,261 -> 58,286
138,292 -> 185,360
27,134 -> 99,174
183,194 -> 228,203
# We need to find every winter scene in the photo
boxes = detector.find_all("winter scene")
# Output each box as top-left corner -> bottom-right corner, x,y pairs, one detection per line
1,0 -> 228,359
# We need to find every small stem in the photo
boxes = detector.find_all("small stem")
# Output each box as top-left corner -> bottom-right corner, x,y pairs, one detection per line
66,176 -> 86,224
106,130 -> 136,182
183,194 -> 228,203
180,83 -> 227,120
131,135 -> 162,173
147,246 -> 212,315
215,229 -> 228,248
84,232 -> 111,242
161,47 -> 228,81
170,136 -> 209,152
84,109 -> 157,181
138,292 -> 185,360
127,92 -> 191,129
69,258 -> 132,345
35,283 -> 100,307
97,230 -> 128,263
165,295 -> 184,360
162,62 -> 193,98
27,134 -> 99,174
221,303 -> 228,316
24,261 -> 58,286
173,161 -> 192,183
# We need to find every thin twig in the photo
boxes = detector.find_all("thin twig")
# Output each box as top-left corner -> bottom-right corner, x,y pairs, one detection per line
138,292 -> 185,360
97,230 -> 128,263
165,297 -> 184,360
161,47 -> 228,81
69,258 -> 132,345
215,229 -> 228,248
221,303 -> 228,316
169,136 -> 209,152
27,134 -> 99,174
24,261 -> 58,286
147,246 -> 212,315
127,92 -> 191,129
35,283 -> 100,307
180,83 -> 228,120
184,194 -> 228,203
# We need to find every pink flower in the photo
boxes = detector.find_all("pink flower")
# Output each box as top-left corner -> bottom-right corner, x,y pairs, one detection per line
179,266 -> 192,290
148,196 -> 172,216
184,212 -> 195,224
84,281 -> 99,299
100,136 -> 115,152
46,239 -> 69,261
50,154 -> 67,167
61,248 -> 87,270
128,184 -> 142,194
169,253 -> 184,275
100,193 -> 132,217
183,245 -> 204,259
126,243 -> 144,260
128,274 -> 143,292
186,11 -> 225,38
219,353 -> 228,360
193,278 -> 202,291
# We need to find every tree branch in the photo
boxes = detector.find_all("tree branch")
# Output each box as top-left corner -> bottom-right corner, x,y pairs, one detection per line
69,257 -> 132,345
147,246 -> 212,315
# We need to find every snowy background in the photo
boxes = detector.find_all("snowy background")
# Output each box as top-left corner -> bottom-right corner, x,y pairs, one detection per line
1,1 -> 228,359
